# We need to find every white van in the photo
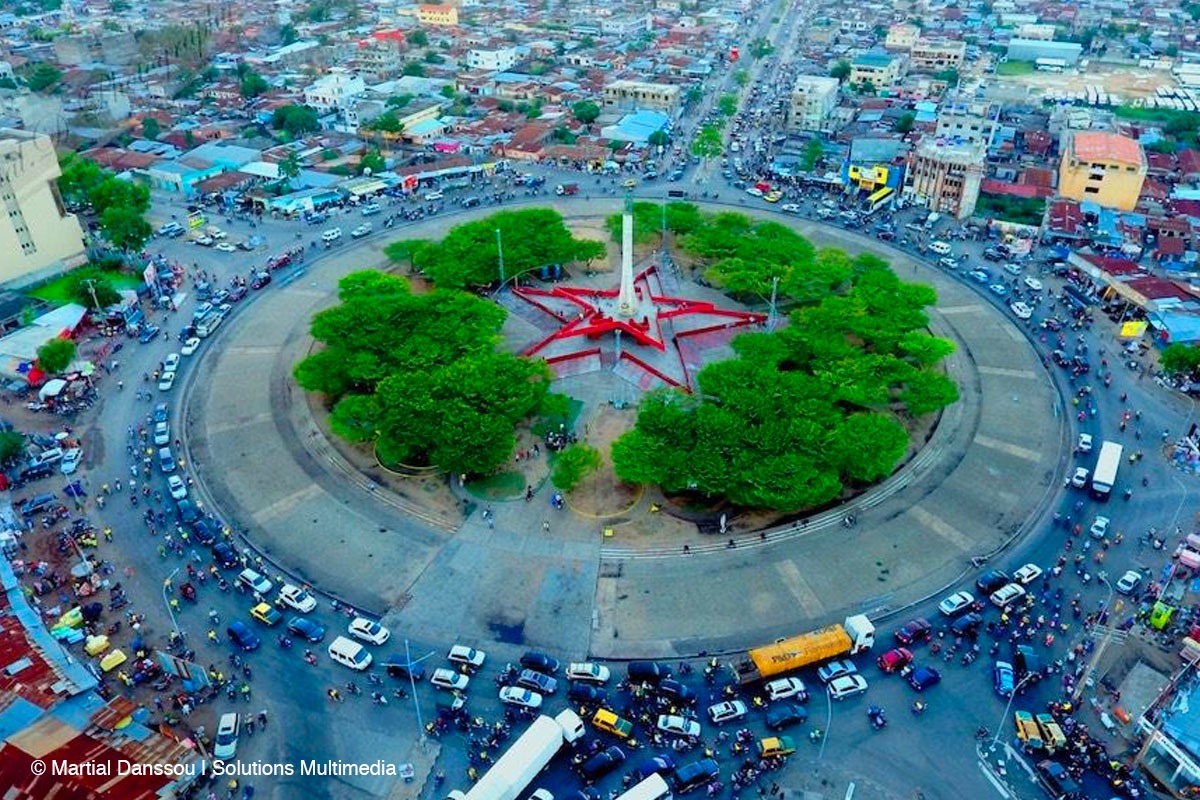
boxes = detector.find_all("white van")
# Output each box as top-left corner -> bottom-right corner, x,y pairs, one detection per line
328,636 -> 373,670
929,241 -> 952,256
424,191 -> 444,201
195,313 -> 223,339
321,227 -> 342,243
1003,262 -> 1023,276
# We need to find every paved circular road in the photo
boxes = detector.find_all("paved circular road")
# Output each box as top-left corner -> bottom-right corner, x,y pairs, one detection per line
183,198 -> 1064,662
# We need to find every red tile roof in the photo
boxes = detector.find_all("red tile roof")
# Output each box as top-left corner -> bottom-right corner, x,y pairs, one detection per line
1070,131 -> 1143,166
1179,149 -> 1200,176
1080,253 -> 1145,276
1128,276 -> 1192,301
0,592 -> 63,710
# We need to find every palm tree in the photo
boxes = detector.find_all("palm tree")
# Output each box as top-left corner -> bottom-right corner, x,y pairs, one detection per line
278,151 -> 302,188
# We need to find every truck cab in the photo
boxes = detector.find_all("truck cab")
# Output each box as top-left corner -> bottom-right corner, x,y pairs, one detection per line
555,183 -> 579,196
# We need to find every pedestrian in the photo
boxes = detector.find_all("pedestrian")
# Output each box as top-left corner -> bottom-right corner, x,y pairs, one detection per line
542,519 -> 550,532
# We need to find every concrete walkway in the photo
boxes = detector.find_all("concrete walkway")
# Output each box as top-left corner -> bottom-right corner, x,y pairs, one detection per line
184,199 -> 1064,659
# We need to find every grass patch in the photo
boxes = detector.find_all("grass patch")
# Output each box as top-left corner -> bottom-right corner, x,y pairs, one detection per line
975,193 -> 1046,227
466,470 -> 527,500
995,60 -> 1035,76
30,270 -> 143,305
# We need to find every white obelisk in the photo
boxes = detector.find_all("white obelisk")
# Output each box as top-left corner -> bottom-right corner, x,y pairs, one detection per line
616,192 -> 637,317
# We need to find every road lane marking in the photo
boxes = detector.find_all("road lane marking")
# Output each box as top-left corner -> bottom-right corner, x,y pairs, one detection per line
250,483 -> 326,524
974,434 -> 1040,462
908,505 -> 973,550
977,366 -> 1038,380
938,304 -> 985,315
206,413 -> 274,436
774,559 -> 824,617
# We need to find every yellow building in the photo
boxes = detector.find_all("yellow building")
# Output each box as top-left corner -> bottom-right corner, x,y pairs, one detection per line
0,129 -> 86,287
417,4 -> 459,26
1058,131 -> 1146,211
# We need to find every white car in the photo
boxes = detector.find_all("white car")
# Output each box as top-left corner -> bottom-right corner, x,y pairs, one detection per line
766,676 -> 808,700
1078,433 -> 1093,453
1023,276 -> 1043,291
745,187 -> 764,197
348,617 -> 390,645
430,668 -> 470,691
1009,301 -> 1033,320
213,712 -> 239,759
236,568 -> 273,596
181,337 -> 201,356
656,714 -> 701,737
989,582 -> 1026,608
448,645 -> 487,668
1089,516 -> 1110,540
707,700 -> 747,724
1013,563 -> 1043,585
154,421 -> 171,446
278,584 -> 317,613
1071,467 -> 1090,488
158,371 -> 176,391
827,674 -> 869,700
215,242 -> 237,253
567,662 -> 611,684
60,448 -> 83,475
817,660 -> 857,684
938,591 -> 975,617
780,203 -> 801,213
1116,570 -> 1142,595
499,686 -> 542,709
163,353 -> 181,372
167,475 -> 188,500
351,223 -> 373,238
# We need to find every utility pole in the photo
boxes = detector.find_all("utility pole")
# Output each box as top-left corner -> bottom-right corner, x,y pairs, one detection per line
404,638 -> 426,745
82,278 -> 101,312
767,275 -> 779,331
495,227 -> 506,291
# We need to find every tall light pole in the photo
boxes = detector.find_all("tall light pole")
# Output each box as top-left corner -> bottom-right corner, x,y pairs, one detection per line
162,566 -> 182,641
1073,573 -> 1115,703
990,672 -> 1037,753
404,638 -> 425,744
495,228 -> 506,291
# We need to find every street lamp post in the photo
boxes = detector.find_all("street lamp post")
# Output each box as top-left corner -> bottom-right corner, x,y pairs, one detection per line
162,566 -> 182,641
1073,573 -> 1114,703
495,228 -> 506,291
990,673 -> 1037,754
404,638 -> 425,744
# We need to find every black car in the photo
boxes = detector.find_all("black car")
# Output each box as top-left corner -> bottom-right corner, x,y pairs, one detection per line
950,611 -> 984,639
190,518 -> 218,545
211,542 -> 239,569
673,758 -> 720,793
250,272 -> 271,290
383,655 -> 426,681
658,678 -> 696,705
19,462 -> 53,483
520,651 -> 560,674
138,324 -> 161,344
975,570 -> 1011,594
894,617 -> 932,646
628,660 -> 670,683
228,286 -> 248,302
1036,759 -> 1082,799
286,617 -> 326,643
227,620 -> 261,651
176,498 -> 201,524
630,754 -> 675,781
765,702 -> 808,731
580,746 -> 625,782
567,683 -> 607,704
19,493 -> 57,517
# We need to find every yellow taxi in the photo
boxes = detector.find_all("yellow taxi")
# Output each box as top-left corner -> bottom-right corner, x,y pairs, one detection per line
763,190 -> 783,203
592,708 -> 634,738
250,603 -> 282,626
757,736 -> 797,757
1014,710 -> 1043,750
1036,713 -> 1066,752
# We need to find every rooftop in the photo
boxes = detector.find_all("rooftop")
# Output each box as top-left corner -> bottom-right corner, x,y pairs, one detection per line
1070,131 -> 1144,166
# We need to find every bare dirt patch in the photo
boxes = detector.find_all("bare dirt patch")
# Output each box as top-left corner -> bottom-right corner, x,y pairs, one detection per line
564,405 -> 640,517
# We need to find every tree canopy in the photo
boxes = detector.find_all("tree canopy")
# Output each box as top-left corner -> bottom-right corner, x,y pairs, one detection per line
572,100 -> 600,126
294,271 -> 555,474
384,209 -> 605,288
691,124 -> 723,160
611,210 -> 957,511
37,338 -> 76,374
604,201 -> 704,246
1161,343 -> 1200,376
56,154 -> 152,251
271,104 -> 320,137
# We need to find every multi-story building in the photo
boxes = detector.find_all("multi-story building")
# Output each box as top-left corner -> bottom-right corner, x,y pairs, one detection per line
304,68 -> 367,113
908,39 -> 966,73
600,13 -> 651,36
903,138 -> 986,219
787,75 -> 839,133
849,52 -> 905,89
885,24 -> 920,50
935,102 -> 997,147
1058,131 -> 1146,211
603,79 -> 681,115
417,3 -> 459,26
0,129 -> 86,287
467,46 -> 520,72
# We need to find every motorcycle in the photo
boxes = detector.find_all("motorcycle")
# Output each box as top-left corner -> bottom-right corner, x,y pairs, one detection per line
277,635 -> 292,649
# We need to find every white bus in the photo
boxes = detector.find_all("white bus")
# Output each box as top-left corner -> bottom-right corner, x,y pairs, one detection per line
1090,440 -> 1123,500
616,774 -> 672,800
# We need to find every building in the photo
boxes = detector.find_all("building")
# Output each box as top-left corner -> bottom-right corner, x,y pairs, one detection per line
885,24 -> 920,50
787,75 -> 840,133
843,137 -> 906,194
0,130 -> 86,287
467,46 -> 520,72
1058,131 -> 1147,211
600,13 -> 651,36
417,4 -> 459,26
1006,38 -> 1084,65
600,109 -> 672,145
304,68 -> 367,113
849,52 -> 904,89
935,102 -> 997,147
603,79 -> 682,115
903,138 -> 986,219
908,39 -> 966,73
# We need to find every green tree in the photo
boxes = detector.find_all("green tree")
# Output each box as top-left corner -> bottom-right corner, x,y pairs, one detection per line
36,338 -> 76,374
572,100 -> 600,126
1161,343 -> 1200,376
239,69 -> 269,98
800,138 -> 824,171
57,153 -> 107,207
855,79 -> 877,96
271,104 -> 321,137
278,150 -> 302,185
25,62 -> 62,92
280,23 -> 298,45
830,60 -> 851,81
99,206 -> 152,250
933,68 -> 959,84
690,124 -> 723,161
685,85 -> 703,106
359,148 -> 385,174
894,111 -> 915,133
647,129 -> 669,148
717,93 -> 739,116
141,117 -> 161,140
749,37 -> 774,59
407,29 -> 428,46
366,110 -> 404,133
440,84 -> 456,98
552,443 -> 602,491
424,50 -> 444,64
67,271 -> 120,310
0,430 -> 25,466
402,62 -> 426,77
386,93 -> 414,109
733,69 -> 749,87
